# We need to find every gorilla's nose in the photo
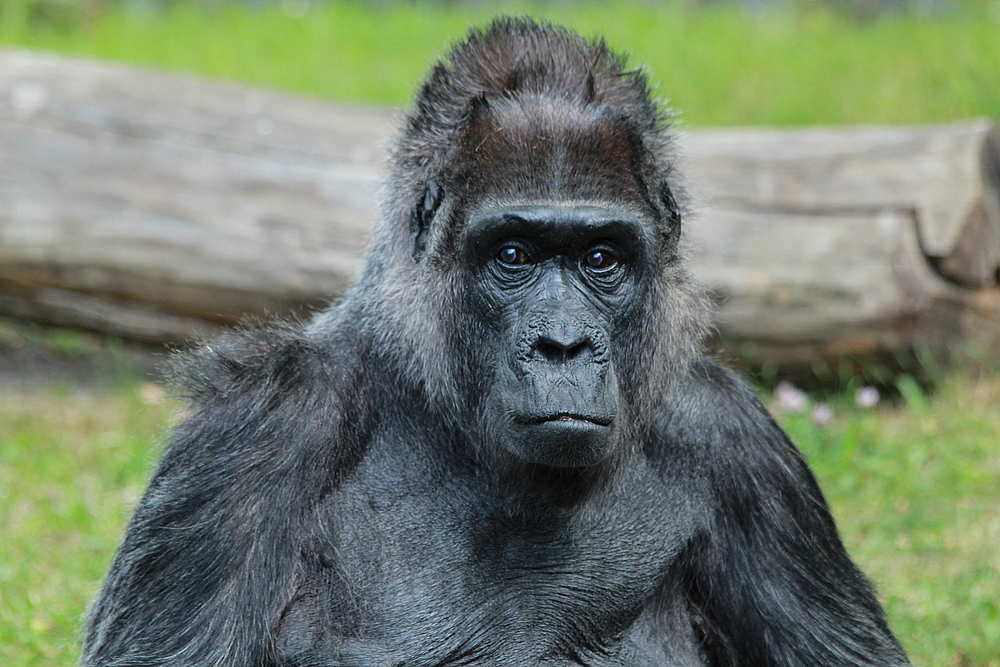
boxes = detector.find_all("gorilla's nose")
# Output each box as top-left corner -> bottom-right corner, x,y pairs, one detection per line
531,330 -> 593,364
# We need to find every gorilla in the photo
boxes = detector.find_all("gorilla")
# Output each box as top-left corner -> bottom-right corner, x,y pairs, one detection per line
83,18 -> 911,667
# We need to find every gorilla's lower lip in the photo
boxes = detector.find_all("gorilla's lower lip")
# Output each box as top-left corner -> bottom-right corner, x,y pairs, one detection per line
518,413 -> 612,427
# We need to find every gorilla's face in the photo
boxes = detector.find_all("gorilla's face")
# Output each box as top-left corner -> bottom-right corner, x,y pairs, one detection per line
462,202 -> 651,468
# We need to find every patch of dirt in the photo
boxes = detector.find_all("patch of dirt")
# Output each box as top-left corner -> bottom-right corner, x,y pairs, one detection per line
0,317 -> 172,392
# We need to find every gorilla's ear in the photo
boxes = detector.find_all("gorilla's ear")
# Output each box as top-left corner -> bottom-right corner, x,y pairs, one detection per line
661,182 -> 681,248
410,180 -> 444,261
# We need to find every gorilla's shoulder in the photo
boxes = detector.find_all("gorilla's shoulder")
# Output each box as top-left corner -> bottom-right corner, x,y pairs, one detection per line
652,357 -> 788,459
169,325 -> 346,406
647,358 -> 824,529
667,356 -> 773,421
157,323 -> 370,473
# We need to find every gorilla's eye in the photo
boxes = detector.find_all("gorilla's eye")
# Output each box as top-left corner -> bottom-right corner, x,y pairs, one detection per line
497,245 -> 529,266
584,249 -> 618,271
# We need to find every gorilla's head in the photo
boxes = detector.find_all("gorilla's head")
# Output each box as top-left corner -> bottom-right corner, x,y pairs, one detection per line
355,18 -> 707,468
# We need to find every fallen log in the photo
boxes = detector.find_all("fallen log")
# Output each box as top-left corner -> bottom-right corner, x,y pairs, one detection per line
684,121 -> 1000,287
0,50 -> 388,342
1,50 -> 998,377
682,122 -> 1000,378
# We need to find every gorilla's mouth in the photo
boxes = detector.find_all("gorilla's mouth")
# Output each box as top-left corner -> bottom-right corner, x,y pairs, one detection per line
520,413 -> 613,427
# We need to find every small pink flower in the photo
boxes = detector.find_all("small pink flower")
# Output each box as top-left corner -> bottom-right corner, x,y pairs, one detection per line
855,386 -> 880,409
811,404 -> 834,426
774,381 -> 807,413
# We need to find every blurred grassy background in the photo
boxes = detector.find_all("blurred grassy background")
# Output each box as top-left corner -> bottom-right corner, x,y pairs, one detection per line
0,0 -> 999,125
0,2 -> 998,666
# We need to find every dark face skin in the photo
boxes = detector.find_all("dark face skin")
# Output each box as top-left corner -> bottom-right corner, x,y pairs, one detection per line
462,202 -> 650,468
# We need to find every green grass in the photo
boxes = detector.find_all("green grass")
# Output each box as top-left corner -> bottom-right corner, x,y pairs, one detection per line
778,373 -> 1000,667
1,0 -> 998,126
2,369 -> 998,667
0,382 -> 175,667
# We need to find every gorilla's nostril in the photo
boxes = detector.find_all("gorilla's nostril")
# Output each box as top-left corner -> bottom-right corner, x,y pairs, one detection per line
533,336 -> 591,363
535,338 -> 565,362
566,340 -> 589,361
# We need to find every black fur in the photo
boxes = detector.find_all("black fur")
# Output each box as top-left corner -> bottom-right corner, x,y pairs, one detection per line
83,18 -> 910,667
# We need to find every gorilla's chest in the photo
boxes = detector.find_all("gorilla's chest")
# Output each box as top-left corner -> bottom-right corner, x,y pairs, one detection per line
281,450 -> 698,666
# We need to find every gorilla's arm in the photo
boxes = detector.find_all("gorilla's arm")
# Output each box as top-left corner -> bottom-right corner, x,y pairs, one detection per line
82,330 -> 365,667
664,360 -> 910,667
